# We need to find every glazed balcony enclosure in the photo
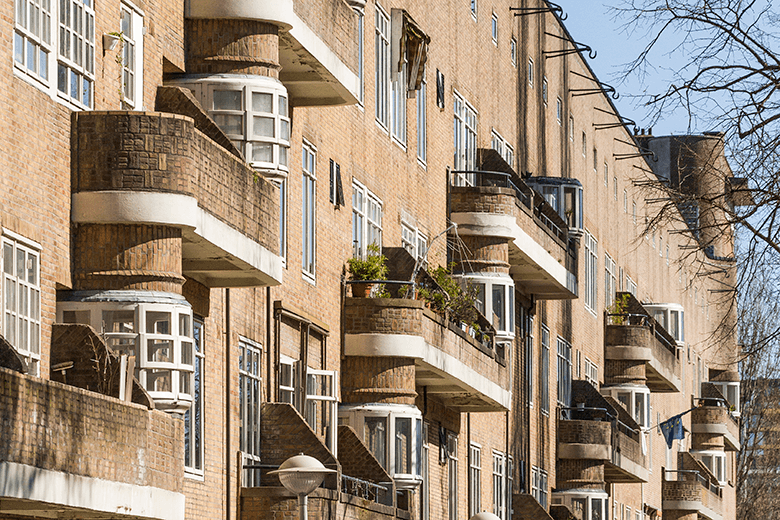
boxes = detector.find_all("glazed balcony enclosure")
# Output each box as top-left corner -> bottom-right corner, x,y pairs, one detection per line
70,98 -> 282,289
605,292 -> 682,393
693,383 -> 741,451
0,365 -> 184,520
449,169 -> 578,300
342,297 -> 510,412
558,381 -> 648,484
663,453 -> 723,520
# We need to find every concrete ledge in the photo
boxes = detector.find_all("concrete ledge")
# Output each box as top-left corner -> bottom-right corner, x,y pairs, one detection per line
0,461 -> 184,520
557,443 -> 610,461
663,500 -> 722,520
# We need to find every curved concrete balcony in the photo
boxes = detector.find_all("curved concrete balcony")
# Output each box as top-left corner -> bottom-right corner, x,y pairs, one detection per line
693,384 -> 741,451
449,171 -> 577,300
605,293 -> 682,392
0,367 -> 184,520
663,466 -> 723,520
71,111 -> 282,288
184,0 -> 359,106
343,298 -> 510,412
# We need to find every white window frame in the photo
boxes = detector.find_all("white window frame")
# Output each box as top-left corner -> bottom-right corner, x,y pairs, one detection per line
402,221 -> 428,266
239,336 -> 262,486
421,422 -> 430,520
510,37 -> 517,66
278,354 -> 296,404
623,189 -> 628,213
417,78 -> 427,165
491,129 -> 514,168
184,316 -> 205,478
470,0 -> 477,19
375,4 -> 390,129
491,12 -> 498,45
120,1 -> 144,109
556,97 -> 562,124
391,60 -> 407,146
584,231 -> 598,314
302,141 -> 317,281
305,368 -> 338,454
528,58 -> 534,86
277,178 -> 287,266
604,162 -> 609,186
697,450 -> 726,484
540,325 -> 550,416
585,357 -> 598,387
531,466 -> 548,508
453,90 -> 477,185
2,233 -> 41,375
605,253 -> 616,309
356,7 -> 364,104
352,180 -> 383,258
14,0 -> 95,109
557,336 -> 572,407
581,131 -> 587,157
493,451 -> 507,520
448,432 -> 459,520
469,443 -> 482,517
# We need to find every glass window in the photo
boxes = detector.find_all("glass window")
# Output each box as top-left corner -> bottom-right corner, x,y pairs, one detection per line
365,416 -> 388,467
239,337 -> 262,486
510,38 -> 517,66
491,12 -> 498,44
391,61 -> 407,144
493,284 -> 505,332
120,3 -> 143,108
448,433 -> 458,520
453,91 -> 477,185
302,141 -> 316,278
396,417 -> 412,474
605,254 -> 616,309
305,369 -> 337,452
184,317 -> 204,476
352,180 -> 383,258
356,8 -> 364,103
557,337 -> 572,407
541,325 -> 550,415
2,237 -> 41,375
469,443 -> 481,517
375,4 -> 390,128
279,356 -> 295,404
585,231 -> 598,313
528,58 -> 534,86
493,451 -> 507,520
57,0 -> 95,106
417,79 -> 427,163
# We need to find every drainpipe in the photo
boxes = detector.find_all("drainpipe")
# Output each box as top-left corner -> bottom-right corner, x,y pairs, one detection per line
225,288 -> 232,520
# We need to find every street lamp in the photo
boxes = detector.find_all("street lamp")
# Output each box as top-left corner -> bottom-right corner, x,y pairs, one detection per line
469,513 -> 501,520
269,454 -> 336,520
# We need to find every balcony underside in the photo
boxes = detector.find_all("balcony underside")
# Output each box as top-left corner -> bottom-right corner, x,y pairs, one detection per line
344,333 -> 510,412
451,212 -> 575,300
604,457 -> 649,484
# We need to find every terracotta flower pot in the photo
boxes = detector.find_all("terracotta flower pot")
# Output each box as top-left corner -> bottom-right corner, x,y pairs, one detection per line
351,282 -> 373,297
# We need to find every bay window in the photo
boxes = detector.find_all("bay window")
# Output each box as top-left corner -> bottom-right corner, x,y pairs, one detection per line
461,273 -> 515,340
340,403 -> 423,490
2,235 -> 41,375
603,385 -> 650,428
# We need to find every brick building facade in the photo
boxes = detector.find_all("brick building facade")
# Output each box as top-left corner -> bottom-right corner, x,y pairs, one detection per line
0,1 -> 742,520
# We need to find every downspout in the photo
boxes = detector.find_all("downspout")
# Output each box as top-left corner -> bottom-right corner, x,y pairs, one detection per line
225,288 -> 232,520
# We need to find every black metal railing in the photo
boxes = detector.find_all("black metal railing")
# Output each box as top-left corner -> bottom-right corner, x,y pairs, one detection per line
663,468 -> 723,498
341,475 -> 393,506
605,312 -> 679,356
559,406 -> 641,442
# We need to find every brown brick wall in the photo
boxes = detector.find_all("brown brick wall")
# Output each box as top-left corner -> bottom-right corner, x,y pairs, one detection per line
185,20 -> 280,77
0,366 -> 183,492
342,356 -> 417,405
72,111 -> 279,255
555,458 -> 605,491
557,419 -> 610,446
604,359 -> 646,386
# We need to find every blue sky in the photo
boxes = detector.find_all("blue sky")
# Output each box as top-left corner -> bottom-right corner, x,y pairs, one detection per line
553,1 -> 694,135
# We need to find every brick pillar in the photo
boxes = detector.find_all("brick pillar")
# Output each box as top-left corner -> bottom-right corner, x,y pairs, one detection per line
341,356 -> 417,405
454,236 -> 510,274
691,432 -> 725,451
185,19 -> 280,77
72,223 -> 184,293
555,459 -> 605,491
603,359 -> 647,386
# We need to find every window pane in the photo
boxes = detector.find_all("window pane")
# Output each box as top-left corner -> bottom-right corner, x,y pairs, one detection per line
213,114 -> 243,136
253,116 -> 275,138
148,339 -> 172,362
396,417 -> 411,474
147,369 -> 172,392
365,416 -> 387,468
252,143 -> 273,163
213,90 -> 242,110
146,311 -> 171,334
181,341 -> 193,366
3,244 -> 13,275
252,92 -> 273,113
492,284 -> 505,331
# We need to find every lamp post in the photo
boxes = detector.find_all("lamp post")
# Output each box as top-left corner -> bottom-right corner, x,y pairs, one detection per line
469,513 -> 502,520
268,454 -> 336,520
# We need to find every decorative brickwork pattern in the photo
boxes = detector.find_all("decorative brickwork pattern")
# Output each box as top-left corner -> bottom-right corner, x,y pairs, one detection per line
455,235 -> 510,274
341,356 -> 417,405
604,359 -> 647,386
555,458 -> 605,490
72,111 -> 279,255
0,366 -> 183,492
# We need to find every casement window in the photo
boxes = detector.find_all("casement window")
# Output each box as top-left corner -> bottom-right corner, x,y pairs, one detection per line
402,222 -> 428,265
469,443 -> 482,517
375,4 -> 390,128
184,317 -> 204,477
556,98 -> 562,124
448,433 -> 459,520
493,451 -> 506,520
623,190 -> 628,213
278,179 -> 287,265
470,0 -> 477,19
540,325 -> 550,415
510,37 -> 517,66
417,79 -> 427,164
604,253 -> 616,309
491,130 -> 514,168
625,275 -> 637,296
2,235 -> 41,375
569,115 -> 574,141
593,148 -> 598,172
531,466 -> 548,508
632,201 -> 637,224
604,162 -> 609,186
278,355 -> 296,404
421,423 -> 430,520
712,381 -> 740,416
604,386 -> 650,427
557,337 -> 572,407
352,180 -> 382,258
14,0 -> 95,108
614,176 -> 618,200
356,8 -> 364,104
329,159 -> 345,207
542,77 -> 548,104
582,131 -> 587,157
524,312 -> 534,407
491,12 -> 498,44
697,451 -> 726,484
585,357 -> 598,387
453,91 -> 477,185
120,2 -> 143,109
584,231 -> 598,313
239,337 -> 262,486
302,141 -> 317,279
528,58 -> 534,86
305,368 -> 338,453
391,61 -> 407,145
465,274 -> 515,339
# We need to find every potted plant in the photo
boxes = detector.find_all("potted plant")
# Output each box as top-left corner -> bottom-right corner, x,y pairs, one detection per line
346,244 -> 388,297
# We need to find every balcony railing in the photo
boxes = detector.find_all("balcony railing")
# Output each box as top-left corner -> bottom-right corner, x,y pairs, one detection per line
341,475 -> 393,506
606,313 -> 678,356
663,468 -> 723,498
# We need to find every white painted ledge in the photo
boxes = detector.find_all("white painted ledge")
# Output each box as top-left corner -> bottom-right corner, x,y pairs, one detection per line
0,461 -> 185,520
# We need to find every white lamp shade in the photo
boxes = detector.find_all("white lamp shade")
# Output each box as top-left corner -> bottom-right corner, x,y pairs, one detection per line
269,454 -> 336,496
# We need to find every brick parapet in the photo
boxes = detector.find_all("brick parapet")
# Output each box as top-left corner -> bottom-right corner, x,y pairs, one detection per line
185,19 -> 280,76
0,366 -> 183,492
71,111 -> 279,255
557,419 -> 610,446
